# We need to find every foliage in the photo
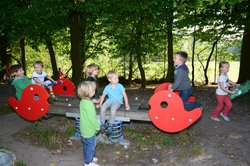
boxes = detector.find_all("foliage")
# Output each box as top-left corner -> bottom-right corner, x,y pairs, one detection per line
1,0 -> 248,85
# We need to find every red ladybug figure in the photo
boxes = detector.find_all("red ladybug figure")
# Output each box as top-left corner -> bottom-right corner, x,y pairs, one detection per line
8,84 -> 49,121
148,90 -> 202,133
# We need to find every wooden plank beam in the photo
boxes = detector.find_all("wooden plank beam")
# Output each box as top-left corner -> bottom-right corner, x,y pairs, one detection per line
48,99 -> 151,121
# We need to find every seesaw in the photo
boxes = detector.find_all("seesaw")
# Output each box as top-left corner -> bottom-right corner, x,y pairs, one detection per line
8,81 -> 202,133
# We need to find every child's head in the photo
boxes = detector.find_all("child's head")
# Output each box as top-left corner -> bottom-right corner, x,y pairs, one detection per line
174,51 -> 188,66
77,81 -> 96,99
86,63 -> 99,76
11,64 -> 24,77
107,70 -> 119,84
219,61 -> 229,74
34,61 -> 44,74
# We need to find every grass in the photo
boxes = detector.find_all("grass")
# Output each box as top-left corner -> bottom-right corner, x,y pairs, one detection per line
123,126 -> 203,161
15,161 -> 27,166
19,118 -> 75,151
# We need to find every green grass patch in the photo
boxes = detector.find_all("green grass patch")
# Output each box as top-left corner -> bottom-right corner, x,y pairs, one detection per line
19,118 -> 75,151
15,161 -> 27,166
123,126 -> 203,160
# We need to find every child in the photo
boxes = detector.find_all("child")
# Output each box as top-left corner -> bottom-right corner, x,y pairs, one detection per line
31,61 -> 57,100
99,71 -> 130,132
86,64 -> 100,104
78,81 -> 100,166
168,51 -> 202,109
210,61 -> 236,122
58,67 -> 64,79
10,64 -> 31,100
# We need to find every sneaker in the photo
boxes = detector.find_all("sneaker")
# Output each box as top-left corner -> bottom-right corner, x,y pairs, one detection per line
93,157 -> 98,162
49,93 -> 57,101
220,112 -> 230,121
84,162 -> 99,166
210,116 -> 221,122
100,124 -> 106,134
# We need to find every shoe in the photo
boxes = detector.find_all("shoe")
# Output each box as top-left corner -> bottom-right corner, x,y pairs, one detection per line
93,157 -> 98,162
210,116 -> 220,122
84,162 -> 99,166
100,124 -> 106,134
49,93 -> 57,101
220,112 -> 230,121
199,106 -> 203,111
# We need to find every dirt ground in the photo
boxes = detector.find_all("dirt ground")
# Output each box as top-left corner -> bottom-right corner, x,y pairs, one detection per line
0,83 -> 250,166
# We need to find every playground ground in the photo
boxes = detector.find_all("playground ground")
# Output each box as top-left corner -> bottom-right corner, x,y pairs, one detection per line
0,83 -> 250,166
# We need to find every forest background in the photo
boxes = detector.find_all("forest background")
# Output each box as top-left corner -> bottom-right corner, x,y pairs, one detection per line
0,0 -> 249,88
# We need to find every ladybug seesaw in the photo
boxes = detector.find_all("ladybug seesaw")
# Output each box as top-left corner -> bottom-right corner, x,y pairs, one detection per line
148,83 -> 202,133
8,78 -> 76,121
8,81 -> 202,133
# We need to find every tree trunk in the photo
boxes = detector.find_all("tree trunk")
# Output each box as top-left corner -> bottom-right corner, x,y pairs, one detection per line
0,35 -> 11,81
128,51 -> 133,85
191,27 -> 196,86
238,15 -> 250,83
135,19 -> 146,89
80,12 -> 86,66
20,37 -> 26,75
165,1 -> 174,83
70,12 -> 83,84
204,40 -> 218,85
46,39 -> 58,79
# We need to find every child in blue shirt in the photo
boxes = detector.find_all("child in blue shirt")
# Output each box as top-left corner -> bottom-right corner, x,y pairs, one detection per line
169,51 -> 202,109
99,71 -> 130,132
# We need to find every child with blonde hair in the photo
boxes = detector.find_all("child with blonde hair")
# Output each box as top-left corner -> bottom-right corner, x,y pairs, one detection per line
32,61 -> 57,100
211,61 -> 236,122
99,70 -> 130,133
78,81 -> 100,166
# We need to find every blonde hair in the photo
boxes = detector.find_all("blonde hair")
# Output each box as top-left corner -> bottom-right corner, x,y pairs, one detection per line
77,81 -> 96,99
107,70 -> 118,79
86,63 -> 99,76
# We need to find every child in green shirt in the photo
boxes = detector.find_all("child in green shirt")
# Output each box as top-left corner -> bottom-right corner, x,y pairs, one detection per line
11,64 -> 31,100
78,81 -> 100,166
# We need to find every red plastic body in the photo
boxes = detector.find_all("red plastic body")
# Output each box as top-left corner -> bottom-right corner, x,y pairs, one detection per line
8,85 -> 49,121
148,90 -> 202,133
53,78 -> 76,96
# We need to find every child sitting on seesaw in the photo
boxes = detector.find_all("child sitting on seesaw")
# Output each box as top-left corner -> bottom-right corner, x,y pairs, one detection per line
31,61 -> 57,100
168,51 -> 202,109
11,64 -> 31,100
99,70 -> 130,133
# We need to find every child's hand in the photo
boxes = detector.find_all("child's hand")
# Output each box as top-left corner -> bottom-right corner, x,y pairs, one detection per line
126,105 -> 130,110
231,90 -> 236,95
168,85 -> 172,90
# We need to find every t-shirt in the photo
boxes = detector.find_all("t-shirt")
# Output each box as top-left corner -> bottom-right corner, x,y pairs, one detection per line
12,76 -> 32,100
80,99 -> 100,138
103,83 -> 125,104
216,75 -> 229,95
32,71 -> 47,84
